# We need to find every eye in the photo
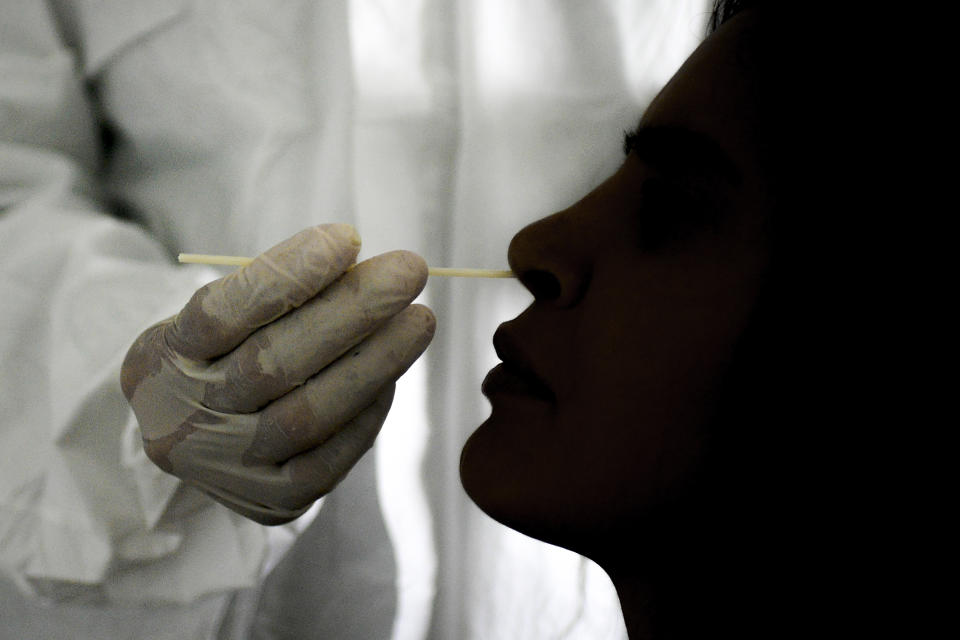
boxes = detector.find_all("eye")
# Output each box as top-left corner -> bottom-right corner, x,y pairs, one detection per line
634,178 -> 720,251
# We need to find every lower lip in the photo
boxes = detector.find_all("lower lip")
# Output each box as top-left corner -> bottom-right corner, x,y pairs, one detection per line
481,364 -> 553,401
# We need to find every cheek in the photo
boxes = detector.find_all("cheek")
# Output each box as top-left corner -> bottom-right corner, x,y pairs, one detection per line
562,336 -> 715,514
557,288 -> 741,513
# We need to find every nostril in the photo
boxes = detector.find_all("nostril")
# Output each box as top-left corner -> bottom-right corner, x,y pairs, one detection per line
519,270 -> 561,301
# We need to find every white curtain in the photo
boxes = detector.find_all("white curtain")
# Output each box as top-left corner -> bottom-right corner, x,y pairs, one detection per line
353,2 -> 708,638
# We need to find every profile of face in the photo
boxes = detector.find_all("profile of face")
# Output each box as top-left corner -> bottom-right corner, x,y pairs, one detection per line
460,9 -> 778,561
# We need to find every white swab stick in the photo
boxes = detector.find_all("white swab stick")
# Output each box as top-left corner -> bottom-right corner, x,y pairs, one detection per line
178,254 -> 252,267
423,267 -> 515,278
177,254 -> 515,279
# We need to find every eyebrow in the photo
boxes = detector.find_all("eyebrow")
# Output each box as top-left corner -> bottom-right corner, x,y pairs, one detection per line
622,125 -> 742,187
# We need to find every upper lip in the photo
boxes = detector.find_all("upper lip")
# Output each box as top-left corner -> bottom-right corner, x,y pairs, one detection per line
489,325 -> 555,401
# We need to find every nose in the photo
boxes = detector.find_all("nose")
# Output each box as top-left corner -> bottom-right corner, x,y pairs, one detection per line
507,211 -> 593,308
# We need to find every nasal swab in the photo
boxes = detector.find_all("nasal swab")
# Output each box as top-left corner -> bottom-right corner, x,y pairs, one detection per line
177,254 -> 516,279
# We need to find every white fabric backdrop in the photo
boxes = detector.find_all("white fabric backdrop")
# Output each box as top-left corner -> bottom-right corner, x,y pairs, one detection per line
352,2 -> 707,638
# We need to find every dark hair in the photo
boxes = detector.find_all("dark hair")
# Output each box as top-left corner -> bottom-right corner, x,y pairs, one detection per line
661,3 -> 877,630
707,0 -> 760,34
658,5 -> 905,635
685,3 -> 891,632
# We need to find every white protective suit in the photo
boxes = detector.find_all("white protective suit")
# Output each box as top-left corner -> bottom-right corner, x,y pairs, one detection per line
0,0 -> 705,638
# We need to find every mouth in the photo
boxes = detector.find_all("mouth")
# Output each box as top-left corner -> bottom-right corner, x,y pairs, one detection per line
482,326 -> 556,402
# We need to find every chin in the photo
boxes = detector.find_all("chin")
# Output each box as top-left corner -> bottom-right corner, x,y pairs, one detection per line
460,424 -> 541,531
460,421 -> 599,554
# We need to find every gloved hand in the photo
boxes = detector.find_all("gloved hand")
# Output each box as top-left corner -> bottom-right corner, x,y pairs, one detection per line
121,224 -> 435,525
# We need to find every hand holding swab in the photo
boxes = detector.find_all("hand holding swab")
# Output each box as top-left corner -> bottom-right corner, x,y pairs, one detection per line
177,253 -> 516,279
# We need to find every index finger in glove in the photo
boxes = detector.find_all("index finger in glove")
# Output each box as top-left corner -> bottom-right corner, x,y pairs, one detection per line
201,250 -> 429,413
167,224 -> 362,361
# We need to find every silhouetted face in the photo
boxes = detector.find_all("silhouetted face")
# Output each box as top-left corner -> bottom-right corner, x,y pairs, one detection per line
461,10 -> 775,554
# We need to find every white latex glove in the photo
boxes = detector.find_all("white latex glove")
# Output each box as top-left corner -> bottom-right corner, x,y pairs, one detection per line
121,224 -> 435,525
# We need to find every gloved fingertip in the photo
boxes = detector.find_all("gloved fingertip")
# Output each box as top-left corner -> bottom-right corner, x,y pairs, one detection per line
322,223 -> 362,249
410,303 -> 437,338
395,250 -> 429,293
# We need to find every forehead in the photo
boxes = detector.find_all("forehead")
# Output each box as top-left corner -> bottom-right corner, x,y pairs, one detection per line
639,10 -> 766,183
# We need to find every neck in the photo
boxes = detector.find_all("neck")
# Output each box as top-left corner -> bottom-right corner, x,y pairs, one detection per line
596,522 -> 777,640
605,551 -> 727,640
609,571 -> 658,640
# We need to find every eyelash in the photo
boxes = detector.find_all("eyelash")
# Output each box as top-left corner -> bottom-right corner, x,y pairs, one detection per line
621,128 -> 723,250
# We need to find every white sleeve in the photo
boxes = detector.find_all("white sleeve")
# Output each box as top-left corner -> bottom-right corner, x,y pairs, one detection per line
0,0 -> 300,605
